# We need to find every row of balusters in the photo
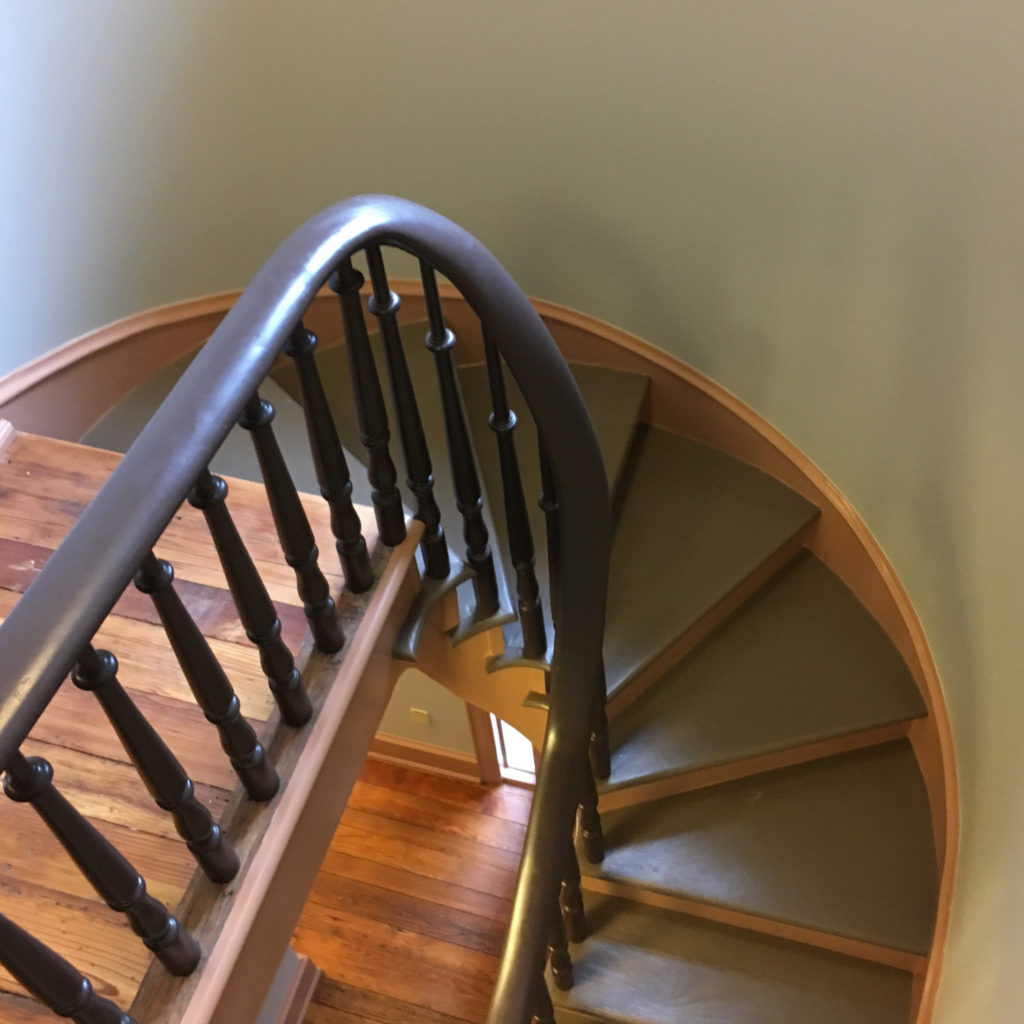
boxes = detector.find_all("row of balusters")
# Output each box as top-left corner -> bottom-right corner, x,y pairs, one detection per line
0,249 -> 609,1023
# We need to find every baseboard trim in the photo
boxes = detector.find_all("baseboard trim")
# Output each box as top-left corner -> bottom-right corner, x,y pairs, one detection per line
369,733 -> 483,782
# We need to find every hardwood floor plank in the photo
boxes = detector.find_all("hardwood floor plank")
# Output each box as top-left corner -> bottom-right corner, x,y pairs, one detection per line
295,761 -> 531,1024
311,850 -> 514,923
358,758 -> 533,825
344,780 -> 528,854
308,977 -> 473,1024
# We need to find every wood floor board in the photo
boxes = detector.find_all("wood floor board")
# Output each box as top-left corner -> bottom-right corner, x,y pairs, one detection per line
313,850 -> 515,923
294,760 -> 531,1024
342,780 -> 528,854
357,757 -> 533,824
300,873 -> 509,957
306,977 -> 473,1024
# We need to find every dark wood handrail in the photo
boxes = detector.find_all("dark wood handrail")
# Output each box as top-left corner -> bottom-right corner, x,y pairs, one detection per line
0,195 -> 610,1024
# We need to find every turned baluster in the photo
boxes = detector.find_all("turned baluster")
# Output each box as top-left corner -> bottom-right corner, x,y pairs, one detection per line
365,245 -> 450,579
3,752 -> 201,975
239,391 -> 345,653
189,468 -> 313,726
284,323 -> 374,593
560,840 -> 587,943
590,700 -> 611,782
533,977 -> 557,1024
578,766 -> 606,864
538,437 -> 560,623
420,261 -> 500,617
135,551 -> 280,802
329,256 -> 407,546
548,909 -> 574,990
71,644 -> 240,884
483,329 -> 546,658
0,911 -> 137,1023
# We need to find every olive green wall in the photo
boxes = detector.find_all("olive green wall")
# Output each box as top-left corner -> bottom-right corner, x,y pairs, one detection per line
4,3 -> 1022,1018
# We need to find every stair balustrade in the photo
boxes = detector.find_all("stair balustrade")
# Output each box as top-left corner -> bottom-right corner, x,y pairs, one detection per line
239,391 -> 348,653
189,468 -> 314,727
71,644 -> 241,883
365,244 -> 451,581
135,551 -> 281,803
284,322 -> 376,593
0,196 -> 610,1024
2,751 -> 201,975
0,911 -> 138,1024
330,257 -> 407,547
482,328 -> 547,660
421,260 -> 502,621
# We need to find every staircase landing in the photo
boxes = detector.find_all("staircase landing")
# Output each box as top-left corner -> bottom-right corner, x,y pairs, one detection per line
0,428 -> 402,1022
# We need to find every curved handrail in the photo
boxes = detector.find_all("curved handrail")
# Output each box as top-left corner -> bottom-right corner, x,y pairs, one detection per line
0,195 -> 610,1024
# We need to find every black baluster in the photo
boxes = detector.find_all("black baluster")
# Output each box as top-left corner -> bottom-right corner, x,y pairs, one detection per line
420,262 -> 499,618
533,976 -> 557,1024
548,911 -> 574,991
590,700 -> 611,782
135,552 -> 280,802
0,911 -> 137,1023
538,436 -> 560,621
365,246 -> 450,579
284,324 -> 374,593
483,330 -> 547,658
239,392 -> 345,653
189,468 -> 313,726
71,645 -> 240,884
329,257 -> 407,546
560,841 -> 587,943
578,767 -> 605,864
3,753 -> 201,976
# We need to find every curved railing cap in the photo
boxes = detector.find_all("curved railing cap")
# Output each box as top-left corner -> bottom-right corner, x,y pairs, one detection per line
0,196 -> 609,1024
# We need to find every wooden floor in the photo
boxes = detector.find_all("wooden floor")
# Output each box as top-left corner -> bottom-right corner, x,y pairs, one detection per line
0,429 -> 377,1020
294,759 -> 532,1024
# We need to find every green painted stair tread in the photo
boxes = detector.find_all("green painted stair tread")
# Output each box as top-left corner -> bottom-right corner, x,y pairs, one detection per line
605,552 -> 927,791
604,425 -> 819,700
583,742 -> 938,955
552,893 -> 914,1024
80,350 -> 340,498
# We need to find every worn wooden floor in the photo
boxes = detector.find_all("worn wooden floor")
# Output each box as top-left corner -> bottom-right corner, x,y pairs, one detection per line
295,759 -> 531,1024
0,429 -> 376,1020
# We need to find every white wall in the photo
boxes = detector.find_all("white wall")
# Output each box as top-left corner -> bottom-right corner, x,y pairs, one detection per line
4,3 -> 1024,1018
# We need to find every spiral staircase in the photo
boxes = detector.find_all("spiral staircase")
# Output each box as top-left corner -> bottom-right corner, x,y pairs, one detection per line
0,198 -> 954,1024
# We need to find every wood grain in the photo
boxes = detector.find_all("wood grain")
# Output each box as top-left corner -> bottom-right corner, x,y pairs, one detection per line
293,759 -> 531,1024
0,430 -> 384,1018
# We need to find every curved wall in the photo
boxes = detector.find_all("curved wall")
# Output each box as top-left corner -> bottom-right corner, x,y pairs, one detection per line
4,5 -> 1023,1020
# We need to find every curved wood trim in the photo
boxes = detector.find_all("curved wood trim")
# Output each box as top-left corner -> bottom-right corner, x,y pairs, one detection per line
0,293 -> 240,440
2,284 -> 955,1022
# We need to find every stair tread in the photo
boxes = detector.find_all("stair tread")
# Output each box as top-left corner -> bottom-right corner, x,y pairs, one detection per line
606,552 -> 927,791
553,893 -> 914,1024
584,742 -> 937,954
605,426 -> 819,699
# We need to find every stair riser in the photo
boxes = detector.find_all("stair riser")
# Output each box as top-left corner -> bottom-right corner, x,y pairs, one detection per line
600,719 -> 915,811
577,875 -> 926,975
